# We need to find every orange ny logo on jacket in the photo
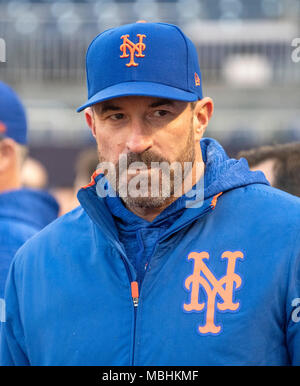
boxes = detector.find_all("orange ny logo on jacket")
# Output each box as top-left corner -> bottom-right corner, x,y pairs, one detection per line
120,34 -> 146,67
184,251 -> 244,335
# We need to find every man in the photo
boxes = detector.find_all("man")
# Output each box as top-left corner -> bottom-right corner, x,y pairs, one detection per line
73,147 -> 99,194
1,22 -> 300,366
238,142 -> 300,197
21,157 -> 49,190
0,82 -> 59,320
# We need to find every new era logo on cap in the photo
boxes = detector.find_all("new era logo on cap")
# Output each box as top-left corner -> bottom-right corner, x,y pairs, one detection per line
195,73 -> 201,87
77,22 -> 203,112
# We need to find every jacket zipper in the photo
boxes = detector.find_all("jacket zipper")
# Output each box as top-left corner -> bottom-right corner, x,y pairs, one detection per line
127,229 -> 158,366
131,281 -> 139,308
120,255 -> 139,366
129,241 -> 161,364
119,201 -> 218,365
131,280 -> 139,365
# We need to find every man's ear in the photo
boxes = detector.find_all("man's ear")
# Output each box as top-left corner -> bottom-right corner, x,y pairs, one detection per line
0,138 -> 17,173
193,97 -> 214,141
84,107 -> 96,138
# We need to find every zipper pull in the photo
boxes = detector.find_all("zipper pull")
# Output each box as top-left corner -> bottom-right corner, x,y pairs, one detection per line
131,281 -> 139,307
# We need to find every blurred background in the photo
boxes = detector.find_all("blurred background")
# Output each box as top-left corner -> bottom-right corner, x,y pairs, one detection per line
0,0 -> 299,212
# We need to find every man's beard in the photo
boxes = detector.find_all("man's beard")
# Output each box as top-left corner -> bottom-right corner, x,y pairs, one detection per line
98,125 -> 195,209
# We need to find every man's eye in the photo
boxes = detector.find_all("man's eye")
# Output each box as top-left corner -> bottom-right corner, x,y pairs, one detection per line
153,110 -> 169,117
110,113 -> 124,120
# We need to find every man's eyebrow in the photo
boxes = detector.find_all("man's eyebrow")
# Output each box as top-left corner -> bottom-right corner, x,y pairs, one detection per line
149,99 -> 175,108
98,98 -> 175,113
99,103 -> 122,114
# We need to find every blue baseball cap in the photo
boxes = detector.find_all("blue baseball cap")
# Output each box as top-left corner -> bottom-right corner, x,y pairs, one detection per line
77,22 -> 203,112
0,81 -> 27,144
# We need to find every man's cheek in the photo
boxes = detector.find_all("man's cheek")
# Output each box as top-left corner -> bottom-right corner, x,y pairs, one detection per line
98,139 -> 114,158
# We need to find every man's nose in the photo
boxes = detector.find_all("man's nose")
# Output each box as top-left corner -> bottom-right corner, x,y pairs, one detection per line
125,120 -> 153,154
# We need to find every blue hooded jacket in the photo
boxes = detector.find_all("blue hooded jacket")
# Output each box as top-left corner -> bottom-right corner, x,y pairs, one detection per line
0,188 -> 59,302
1,138 -> 300,366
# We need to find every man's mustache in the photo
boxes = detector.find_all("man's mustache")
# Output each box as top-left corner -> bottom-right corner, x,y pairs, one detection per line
117,151 -> 170,170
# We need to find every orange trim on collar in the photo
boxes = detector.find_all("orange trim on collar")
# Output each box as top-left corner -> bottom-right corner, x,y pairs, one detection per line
211,192 -> 223,209
81,169 -> 102,189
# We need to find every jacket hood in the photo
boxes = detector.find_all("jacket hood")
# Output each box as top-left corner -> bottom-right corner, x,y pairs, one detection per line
200,138 -> 269,198
104,137 -> 269,230
78,137 -> 269,218
77,138 -> 269,249
0,188 -> 59,229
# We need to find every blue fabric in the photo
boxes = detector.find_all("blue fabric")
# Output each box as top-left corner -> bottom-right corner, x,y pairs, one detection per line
77,22 -> 202,112
105,137 -> 268,285
1,138 -> 300,366
0,82 -> 27,144
106,195 -> 182,286
0,188 -> 59,299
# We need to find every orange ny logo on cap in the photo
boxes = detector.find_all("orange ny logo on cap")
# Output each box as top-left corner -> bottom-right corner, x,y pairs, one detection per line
120,34 -> 146,67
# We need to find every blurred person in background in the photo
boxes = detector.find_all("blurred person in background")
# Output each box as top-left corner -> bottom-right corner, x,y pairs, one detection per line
238,142 -> 300,197
51,146 -> 98,216
0,82 -> 59,314
73,146 -> 99,193
21,157 -> 49,190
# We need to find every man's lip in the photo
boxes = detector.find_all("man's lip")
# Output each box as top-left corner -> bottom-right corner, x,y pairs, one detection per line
130,167 -> 163,172
125,166 -> 162,171
119,167 -> 163,179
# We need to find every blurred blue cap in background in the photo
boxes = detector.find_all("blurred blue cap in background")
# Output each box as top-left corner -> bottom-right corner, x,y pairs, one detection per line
0,81 -> 27,145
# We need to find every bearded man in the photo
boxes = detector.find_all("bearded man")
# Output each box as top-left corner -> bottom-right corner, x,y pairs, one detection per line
1,22 -> 300,366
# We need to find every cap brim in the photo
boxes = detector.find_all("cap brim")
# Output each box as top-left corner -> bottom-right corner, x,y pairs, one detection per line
76,82 -> 199,112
